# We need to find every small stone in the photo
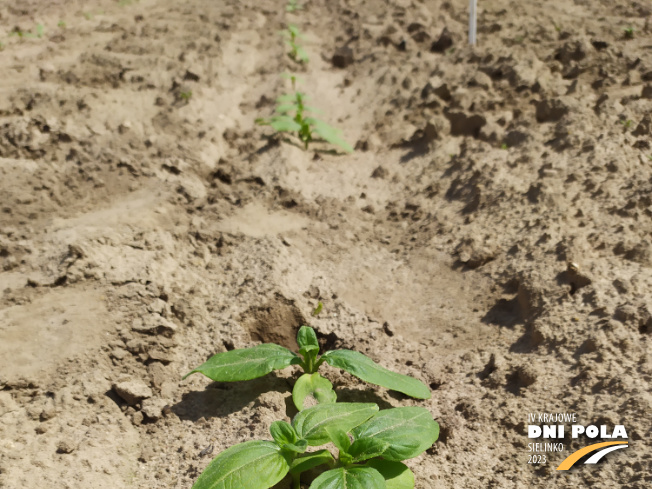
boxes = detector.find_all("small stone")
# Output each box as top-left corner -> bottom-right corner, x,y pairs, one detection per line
307,286 -> 320,299
514,365 -> 537,388
632,115 -> 651,137
160,381 -> 176,399
371,166 -> 388,179
430,28 -> 453,53
332,46 -> 354,68
0,392 -> 18,417
535,99 -> 569,123
406,122 -> 438,146
147,298 -> 167,315
141,398 -> 168,421
446,112 -> 487,138
614,304 -> 638,323
504,130 -> 529,147
148,362 -> 169,389
56,439 -> 77,454
147,348 -> 174,364
131,410 -> 144,425
140,444 -> 157,462
132,314 -> 177,336
184,70 -> 200,82
280,236 -> 292,247
40,401 -> 56,421
111,347 -> 128,361
555,41 -> 587,64
642,84 -> 652,99
383,322 -> 395,337
113,380 -> 153,405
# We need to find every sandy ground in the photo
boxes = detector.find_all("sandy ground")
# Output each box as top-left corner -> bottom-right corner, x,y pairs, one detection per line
0,0 -> 651,487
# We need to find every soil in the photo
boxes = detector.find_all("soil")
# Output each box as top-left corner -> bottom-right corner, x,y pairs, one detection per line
1,0 -> 651,488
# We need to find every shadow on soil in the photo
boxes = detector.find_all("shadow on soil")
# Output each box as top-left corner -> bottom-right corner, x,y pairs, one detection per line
172,374 -> 291,421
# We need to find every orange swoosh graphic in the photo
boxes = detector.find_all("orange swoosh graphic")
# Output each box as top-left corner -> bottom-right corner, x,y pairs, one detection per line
556,441 -> 628,470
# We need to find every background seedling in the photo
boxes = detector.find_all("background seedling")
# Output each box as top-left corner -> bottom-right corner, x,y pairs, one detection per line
286,0 -> 303,12
312,301 -> 323,316
10,24 -> 44,39
190,402 -> 439,489
281,72 -> 303,91
283,24 -> 309,63
256,92 -> 353,153
184,326 -> 429,410
58,21 -> 67,29
180,90 -> 192,101
623,27 -> 634,39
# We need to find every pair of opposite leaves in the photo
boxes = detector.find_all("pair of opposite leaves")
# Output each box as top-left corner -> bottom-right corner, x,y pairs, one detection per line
192,402 -> 439,489
183,326 -> 430,411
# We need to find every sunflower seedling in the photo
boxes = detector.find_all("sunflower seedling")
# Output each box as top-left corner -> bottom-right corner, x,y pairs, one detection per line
286,0 -> 303,12
190,402 -> 439,489
283,24 -> 309,63
256,92 -> 353,153
10,24 -> 44,39
184,326 -> 429,410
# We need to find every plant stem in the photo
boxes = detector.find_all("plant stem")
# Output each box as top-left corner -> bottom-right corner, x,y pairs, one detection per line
292,472 -> 301,489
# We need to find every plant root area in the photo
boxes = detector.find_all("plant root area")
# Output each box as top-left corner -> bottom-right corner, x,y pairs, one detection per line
0,0 -> 651,488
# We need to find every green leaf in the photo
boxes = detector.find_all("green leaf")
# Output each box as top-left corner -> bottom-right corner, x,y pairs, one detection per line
275,104 -> 297,115
309,467 -> 386,489
293,374 -> 336,411
297,326 -> 319,350
351,407 -> 439,461
281,72 -> 303,83
270,421 -> 298,447
290,449 -> 334,475
299,344 -> 319,358
325,427 -> 351,453
270,116 -> 302,133
283,439 -> 308,454
183,344 -> 300,382
270,421 -> 307,453
305,118 -> 354,153
287,24 -> 302,37
292,402 -> 378,446
364,460 -> 414,489
295,46 -> 310,63
277,93 -> 305,103
348,438 -> 390,462
322,350 -> 430,399
192,440 -> 290,489
312,301 -> 323,316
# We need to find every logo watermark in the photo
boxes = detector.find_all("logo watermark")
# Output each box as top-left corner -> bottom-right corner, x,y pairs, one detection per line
526,412 -> 628,470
